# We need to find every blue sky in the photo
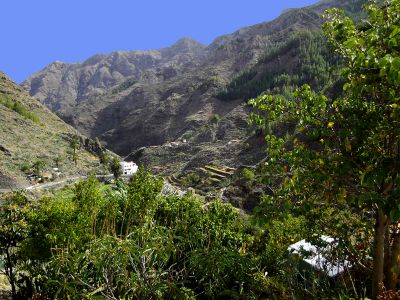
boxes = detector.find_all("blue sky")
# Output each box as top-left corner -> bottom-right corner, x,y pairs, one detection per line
1,0 -> 318,83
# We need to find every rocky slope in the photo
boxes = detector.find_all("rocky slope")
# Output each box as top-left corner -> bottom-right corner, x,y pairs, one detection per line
22,0 -> 365,175
0,72 -> 105,188
22,38 -> 206,121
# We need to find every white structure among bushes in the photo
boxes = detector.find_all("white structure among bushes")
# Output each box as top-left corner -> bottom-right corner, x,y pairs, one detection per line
288,235 -> 351,277
120,161 -> 138,176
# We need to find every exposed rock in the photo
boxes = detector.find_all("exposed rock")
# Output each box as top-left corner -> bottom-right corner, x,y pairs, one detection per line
0,145 -> 11,156
21,0 -> 365,174
0,171 -> 19,189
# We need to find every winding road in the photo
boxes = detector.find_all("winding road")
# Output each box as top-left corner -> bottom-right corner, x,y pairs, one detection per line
0,174 -> 114,194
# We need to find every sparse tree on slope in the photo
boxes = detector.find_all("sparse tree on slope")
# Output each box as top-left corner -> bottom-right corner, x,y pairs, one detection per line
69,136 -> 80,166
32,160 -> 46,176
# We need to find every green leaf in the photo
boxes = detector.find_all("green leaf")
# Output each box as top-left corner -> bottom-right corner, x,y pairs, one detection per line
390,209 -> 400,222
389,27 -> 400,38
391,57 -> 400,71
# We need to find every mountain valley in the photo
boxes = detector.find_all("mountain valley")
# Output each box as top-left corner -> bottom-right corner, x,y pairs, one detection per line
21,0 -> 365,176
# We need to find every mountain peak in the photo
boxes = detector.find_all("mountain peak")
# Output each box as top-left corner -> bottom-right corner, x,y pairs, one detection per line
168,37 -> 206,53
174,37 -> 205,46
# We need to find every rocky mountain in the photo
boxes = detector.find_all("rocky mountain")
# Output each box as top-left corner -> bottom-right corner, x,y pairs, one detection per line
22,38 -> 206,118
0,72 -> 105,188
22,0 -> 365,175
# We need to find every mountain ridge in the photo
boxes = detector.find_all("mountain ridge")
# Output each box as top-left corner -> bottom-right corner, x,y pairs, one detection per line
21,0 -> 365,175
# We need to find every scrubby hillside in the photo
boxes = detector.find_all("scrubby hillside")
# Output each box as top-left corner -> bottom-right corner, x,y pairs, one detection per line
0,72 -> 104,188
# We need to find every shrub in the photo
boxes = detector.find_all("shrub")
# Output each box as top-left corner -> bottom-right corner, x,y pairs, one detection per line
241,167 -> 255,181
210,113 -> 221,124
20,163 -> 30,172
0,94 -> 42,125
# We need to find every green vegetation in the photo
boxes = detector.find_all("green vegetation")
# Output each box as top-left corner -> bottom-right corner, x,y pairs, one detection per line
109,156 -> 122,179
53,155 -> 62,168
111,78 -> 137,94
20,163 -> 30,173
250,0 -> 400,297
99,151 -> 111,165
1,167 -> 374,299
0,170 -> 255,299
0,94 -> 42,125
0,193 -> 29,299
217,30 -> 336,102
68,136 -> 80,166
0,73 -> 101,186
210,113 -> 221,124
240,167 -> 255,181
2,1 -> 400,299
181,171 -> 201,187
32,160 -> 46,176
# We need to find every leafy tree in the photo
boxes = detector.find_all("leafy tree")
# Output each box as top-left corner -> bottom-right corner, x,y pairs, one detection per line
249,1 -> 400,297
121,167 -> 163,234
241,167 -> 255,182
0,192 -> 30,299
69,136 -> 80,165
99,151 -> 110,165
323,2 -> 400,296
109,157 -> 122,179
181,172 -> 201,188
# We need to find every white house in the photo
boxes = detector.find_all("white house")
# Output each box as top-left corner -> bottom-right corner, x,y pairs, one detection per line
288,235 -> 351,277
120,161 -> 138,176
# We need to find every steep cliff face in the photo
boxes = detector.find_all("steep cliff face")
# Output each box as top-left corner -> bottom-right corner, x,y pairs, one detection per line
22,0 -> 365,175
22,38 -> 207,119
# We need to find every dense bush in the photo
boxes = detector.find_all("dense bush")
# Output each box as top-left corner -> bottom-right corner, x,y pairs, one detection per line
0,166 -> 373,299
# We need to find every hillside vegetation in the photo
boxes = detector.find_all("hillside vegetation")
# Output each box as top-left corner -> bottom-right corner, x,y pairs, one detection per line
2,0 -> 400,299
0,169 -> 371,299
0,72 -> 104,188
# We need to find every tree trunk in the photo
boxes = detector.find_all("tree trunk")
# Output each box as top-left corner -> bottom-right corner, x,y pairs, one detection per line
372,208 -> 387,299
384,222 -> 392,287
5,248 -> 17,300
387,225 -> 400,290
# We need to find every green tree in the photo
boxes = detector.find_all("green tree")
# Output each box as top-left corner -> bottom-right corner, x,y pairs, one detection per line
249,1 -> 400,298
69,136 -> 80,166
0,193 -> 29,299
13,167 -> 268,299
121,167 -> 163,234
109,157 -> 122,180
99,151 -> 110,165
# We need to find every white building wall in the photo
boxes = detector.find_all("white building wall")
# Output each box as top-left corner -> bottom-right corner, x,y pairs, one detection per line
120,161 -> 138,176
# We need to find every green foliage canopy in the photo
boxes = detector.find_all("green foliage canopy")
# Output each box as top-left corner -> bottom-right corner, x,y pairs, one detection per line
249,0 -> 400,297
